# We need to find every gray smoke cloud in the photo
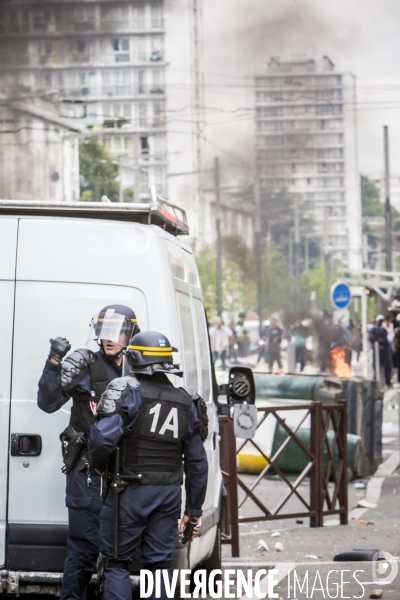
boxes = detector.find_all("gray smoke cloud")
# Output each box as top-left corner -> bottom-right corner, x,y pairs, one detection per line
201,0 -> 400,178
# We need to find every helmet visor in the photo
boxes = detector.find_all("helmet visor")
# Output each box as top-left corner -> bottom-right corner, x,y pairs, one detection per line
88,310 -> 137,348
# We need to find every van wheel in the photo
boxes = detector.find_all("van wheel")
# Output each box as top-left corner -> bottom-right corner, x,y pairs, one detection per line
204,524 -> 222,573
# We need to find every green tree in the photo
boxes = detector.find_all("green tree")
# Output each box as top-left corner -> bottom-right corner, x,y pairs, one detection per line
261,244 -> 296,315
361,174 -> 384,218
301,262 -> 339,309
79,138 -> 119,202
194,242 -> 246,316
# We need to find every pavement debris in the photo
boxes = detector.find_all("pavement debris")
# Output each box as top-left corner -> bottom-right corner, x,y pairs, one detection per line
295,519 -> 304,524
357,499 -> 378,509
271,531 -> 281,537
369,590 -> 383,599
305,554 -> 320,559
257,539 -> 269,551
274,542 -> 284,552
356,519 -> 374,526
354,482 -> 367,489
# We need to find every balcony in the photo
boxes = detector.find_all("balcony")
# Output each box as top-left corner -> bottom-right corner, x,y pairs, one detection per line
58,84 -> 166,99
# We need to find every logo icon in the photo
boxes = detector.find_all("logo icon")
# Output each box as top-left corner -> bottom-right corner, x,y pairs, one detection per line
372,551 -> 398,585
90,401 -> 97,416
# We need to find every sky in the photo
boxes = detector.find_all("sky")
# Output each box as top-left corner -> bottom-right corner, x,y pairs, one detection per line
201,0 -> 400,186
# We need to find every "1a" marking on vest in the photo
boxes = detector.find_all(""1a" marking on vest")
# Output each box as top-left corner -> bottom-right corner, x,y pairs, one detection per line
149,403 -> 179,439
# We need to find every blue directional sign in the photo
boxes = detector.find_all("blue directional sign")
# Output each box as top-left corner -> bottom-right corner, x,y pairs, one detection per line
331,281 -> 352,310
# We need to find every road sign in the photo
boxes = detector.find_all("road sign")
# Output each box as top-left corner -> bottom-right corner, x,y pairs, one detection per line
331,281 -> 352,310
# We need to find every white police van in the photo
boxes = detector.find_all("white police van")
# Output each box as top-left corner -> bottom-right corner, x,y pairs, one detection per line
0,188 -> 227,595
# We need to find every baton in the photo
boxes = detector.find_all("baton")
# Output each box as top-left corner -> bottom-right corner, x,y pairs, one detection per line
112,447 -> 121,559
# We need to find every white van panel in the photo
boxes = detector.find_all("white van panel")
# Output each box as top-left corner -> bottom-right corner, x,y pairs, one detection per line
0,282 -> 15,566
15,218 -> 180,351
16,219 -> 152,285
8,281 -> 148,525
0,218 -> 18,279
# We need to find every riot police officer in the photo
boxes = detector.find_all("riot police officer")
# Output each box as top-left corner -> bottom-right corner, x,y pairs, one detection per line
37,304 -> 140,600
88,331 -> 209,600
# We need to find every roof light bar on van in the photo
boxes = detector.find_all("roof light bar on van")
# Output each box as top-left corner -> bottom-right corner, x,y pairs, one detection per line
0,191 -> 189,236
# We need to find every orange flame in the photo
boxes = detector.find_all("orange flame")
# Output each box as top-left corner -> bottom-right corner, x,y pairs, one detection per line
330,346 -> 354,378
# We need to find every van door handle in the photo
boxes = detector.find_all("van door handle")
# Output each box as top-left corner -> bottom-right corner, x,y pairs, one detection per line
11,434 -> 42,456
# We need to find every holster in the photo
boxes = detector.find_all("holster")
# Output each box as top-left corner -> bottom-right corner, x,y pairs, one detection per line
100,466 -> 110,500
60,425 -> 87,473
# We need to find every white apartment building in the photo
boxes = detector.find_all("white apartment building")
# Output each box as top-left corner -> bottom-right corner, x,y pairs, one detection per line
255,56 -> 362,271
0,0 -> 203,236
369,171 -> 400,213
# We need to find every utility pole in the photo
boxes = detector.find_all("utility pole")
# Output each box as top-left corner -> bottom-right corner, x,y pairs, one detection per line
119,157 -> 123,203
254,178 -> 263,332
294,195 -> 300,298
215,157 -> 223,317
324,208 -> 330,309
305,235 -> 309,271
192,0 -> 204,237
132,132 -> 140,203
384,125 -> 392,271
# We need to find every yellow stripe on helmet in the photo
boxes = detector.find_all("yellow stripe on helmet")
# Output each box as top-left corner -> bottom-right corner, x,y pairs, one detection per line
98,317 -> 125,322
143,351 -> 173,356
129,345 -> 172,351
98,317 -> 137,323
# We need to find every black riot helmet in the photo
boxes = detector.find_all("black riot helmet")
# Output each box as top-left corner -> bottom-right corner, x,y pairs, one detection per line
127,331 -> 183,377
88,304 -> 140,358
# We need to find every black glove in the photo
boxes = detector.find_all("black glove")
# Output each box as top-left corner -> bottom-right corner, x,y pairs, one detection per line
49,337 -> 71,362
61,349 -> 97,391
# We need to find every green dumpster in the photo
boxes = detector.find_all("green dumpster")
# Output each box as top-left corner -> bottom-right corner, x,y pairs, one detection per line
270,424 -> 362,478
254,373 -> 343,403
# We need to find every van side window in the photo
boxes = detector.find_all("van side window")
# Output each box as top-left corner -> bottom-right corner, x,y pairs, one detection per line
167,241 -> 186,281
176,292 -> 198,392
193,299 -> 211,402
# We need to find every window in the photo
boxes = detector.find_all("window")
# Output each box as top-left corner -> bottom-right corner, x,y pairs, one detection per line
77,39 -> 86,53
153,101 -> 165,126
151,69 -> 164,93
8,7 -> 29,34
132,4 -> 145,28
154,166 -> 166,194
101,6 -> 129,31
32,8 -> 51,32
176,293 -> 198,392
138,69 -> 146,94
139,103 -> 147,126
112,38 -> 130,62
151,3 -> 163,28
72,7 -> 95,32
192,299 -> 211,402
102,69 -> 130,95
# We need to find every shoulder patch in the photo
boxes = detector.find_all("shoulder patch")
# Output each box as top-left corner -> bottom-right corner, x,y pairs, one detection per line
194,396 -> 209,442
97,376 -> 140,418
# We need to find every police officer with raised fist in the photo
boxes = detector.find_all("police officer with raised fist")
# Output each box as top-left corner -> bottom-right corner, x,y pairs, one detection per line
88,330 -> 209,600
37,304 -> 140,600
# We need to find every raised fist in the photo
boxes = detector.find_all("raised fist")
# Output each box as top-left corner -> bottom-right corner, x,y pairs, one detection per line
49,337 -> 71,362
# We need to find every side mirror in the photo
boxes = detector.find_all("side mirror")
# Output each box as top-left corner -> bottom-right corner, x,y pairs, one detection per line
220,367 -> 255,414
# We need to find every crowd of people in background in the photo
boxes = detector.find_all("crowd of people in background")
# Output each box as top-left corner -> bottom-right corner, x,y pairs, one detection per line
208,289 -> 400,385
368,291 -> 400,388
209,313 -> 311,374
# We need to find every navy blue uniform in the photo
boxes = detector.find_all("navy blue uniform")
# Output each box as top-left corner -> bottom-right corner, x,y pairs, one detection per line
88,378 -> 208,600
37,356 -> 121,600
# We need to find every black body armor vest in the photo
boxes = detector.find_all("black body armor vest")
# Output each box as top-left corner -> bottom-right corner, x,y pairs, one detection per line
120,377 -> 193,485
68,353 -> 111,438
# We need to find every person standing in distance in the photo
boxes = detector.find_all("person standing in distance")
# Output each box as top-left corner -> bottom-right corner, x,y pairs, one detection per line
37,304 -> 140,600
88,331 -> 209,600
209,316 -> 234,371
